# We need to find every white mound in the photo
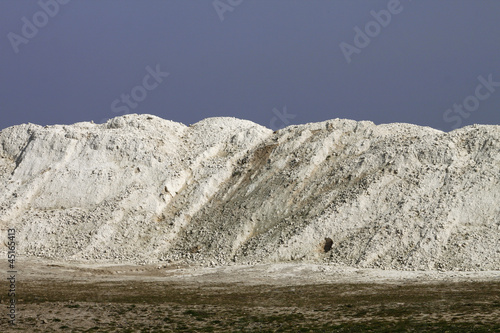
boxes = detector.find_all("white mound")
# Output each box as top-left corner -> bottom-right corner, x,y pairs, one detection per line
0,114 -> 499,271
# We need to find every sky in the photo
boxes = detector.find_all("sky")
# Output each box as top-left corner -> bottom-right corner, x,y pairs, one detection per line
1,0 -> 499,132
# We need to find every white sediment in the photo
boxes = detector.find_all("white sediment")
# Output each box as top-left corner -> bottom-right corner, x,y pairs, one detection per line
0,114 -> 498,271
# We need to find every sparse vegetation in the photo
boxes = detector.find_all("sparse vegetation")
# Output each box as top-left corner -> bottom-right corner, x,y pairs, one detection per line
3,278 -> 499,331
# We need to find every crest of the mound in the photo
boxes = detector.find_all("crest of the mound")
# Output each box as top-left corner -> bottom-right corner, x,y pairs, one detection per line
0,114 -> 499,271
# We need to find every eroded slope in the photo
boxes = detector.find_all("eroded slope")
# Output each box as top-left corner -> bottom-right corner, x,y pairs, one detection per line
0,114 -> 498,270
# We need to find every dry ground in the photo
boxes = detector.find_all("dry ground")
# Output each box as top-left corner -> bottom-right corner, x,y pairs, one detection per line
1,258 -> 499,332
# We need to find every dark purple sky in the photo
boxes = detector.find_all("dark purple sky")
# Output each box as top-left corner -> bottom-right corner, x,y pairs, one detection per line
1,0 -> 499,131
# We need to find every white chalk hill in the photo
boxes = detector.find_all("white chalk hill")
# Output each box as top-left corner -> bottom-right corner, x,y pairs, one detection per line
0,114 -> 499,270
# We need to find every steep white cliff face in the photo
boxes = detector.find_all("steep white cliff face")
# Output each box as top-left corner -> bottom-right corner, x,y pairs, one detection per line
0,114 -> 499,270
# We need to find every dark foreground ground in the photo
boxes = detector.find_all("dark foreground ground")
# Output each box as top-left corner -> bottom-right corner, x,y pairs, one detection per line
1,259 -> 500,332
1,279 -> 500,332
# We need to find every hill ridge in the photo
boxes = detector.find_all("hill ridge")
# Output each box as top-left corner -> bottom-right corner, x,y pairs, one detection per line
1,114 -> 499,270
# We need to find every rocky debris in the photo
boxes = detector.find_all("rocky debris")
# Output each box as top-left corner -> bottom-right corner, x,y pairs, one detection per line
323,238 -> 333,253
0,114 -> 499,271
